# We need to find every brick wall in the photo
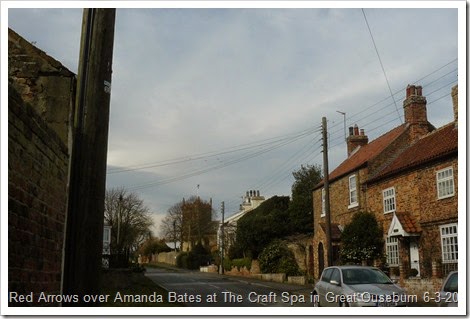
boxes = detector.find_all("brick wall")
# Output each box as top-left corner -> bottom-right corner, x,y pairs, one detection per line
366,157 -> 458,278
8,88 -> 69,305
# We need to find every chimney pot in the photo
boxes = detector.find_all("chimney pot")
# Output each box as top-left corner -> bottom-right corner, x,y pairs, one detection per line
347,124 -> 369,156
406,84 -> 423,98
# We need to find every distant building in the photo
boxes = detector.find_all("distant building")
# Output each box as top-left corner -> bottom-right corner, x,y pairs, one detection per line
218,190 -> 266,256
102,223 -> 112,268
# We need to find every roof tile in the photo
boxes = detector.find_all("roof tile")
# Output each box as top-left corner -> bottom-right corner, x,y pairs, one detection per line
395,211 -> 421,234
370,123 -> 457,182
316,124 -> 407,188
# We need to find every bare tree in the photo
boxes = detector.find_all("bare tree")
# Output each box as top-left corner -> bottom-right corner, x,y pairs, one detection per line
160,196 -> 216,251
159,201 -> 184,250
104,187 -> 153,256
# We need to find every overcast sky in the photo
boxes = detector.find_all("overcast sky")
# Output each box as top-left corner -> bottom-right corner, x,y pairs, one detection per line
6,3 -> 460,235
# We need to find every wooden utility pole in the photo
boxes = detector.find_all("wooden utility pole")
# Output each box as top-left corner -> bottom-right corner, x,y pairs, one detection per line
322,117 -> 333,267
219,201 -> 225,275
62,8 -> 116,305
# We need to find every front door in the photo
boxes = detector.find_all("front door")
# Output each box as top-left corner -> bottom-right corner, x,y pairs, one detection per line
409,239 -> 420,276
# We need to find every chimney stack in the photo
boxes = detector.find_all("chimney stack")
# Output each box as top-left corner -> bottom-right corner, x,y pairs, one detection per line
403,84 -> 431,141
347,124 -> 368,156
451,85 -> 458,127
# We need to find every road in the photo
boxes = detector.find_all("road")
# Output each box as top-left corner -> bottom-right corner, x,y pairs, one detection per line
145,267 -> 314,307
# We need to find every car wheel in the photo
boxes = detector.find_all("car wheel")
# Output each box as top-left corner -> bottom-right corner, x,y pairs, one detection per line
312,292 -> 320,307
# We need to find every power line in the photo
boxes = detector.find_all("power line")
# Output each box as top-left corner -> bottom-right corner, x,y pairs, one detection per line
114,58 -> 457,211
108,125 -> 320,174
361,8 -> 403,123
127,128 -> 321,191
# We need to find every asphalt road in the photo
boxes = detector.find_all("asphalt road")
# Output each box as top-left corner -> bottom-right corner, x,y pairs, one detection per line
145,267 -> 315,307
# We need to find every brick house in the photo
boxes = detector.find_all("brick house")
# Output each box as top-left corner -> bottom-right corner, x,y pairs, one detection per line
312,84 -> 458,282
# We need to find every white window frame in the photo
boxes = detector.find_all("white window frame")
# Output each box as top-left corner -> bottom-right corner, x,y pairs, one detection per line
436,167 -> 455,199
321,188 -> 325,217
348,174 -> 358,208
386,236 -> 399,267
103,227 -> 111,243
383,187 -> 396,214
440,223 -> 458,263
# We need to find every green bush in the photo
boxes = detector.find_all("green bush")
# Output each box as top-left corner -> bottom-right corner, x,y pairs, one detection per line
176,252 -> 189,268
258,240 -> 301,276
223,258 -> 232,271
176,244 -> 211,270
232,257 -> 252,271
340,211 -> 383,264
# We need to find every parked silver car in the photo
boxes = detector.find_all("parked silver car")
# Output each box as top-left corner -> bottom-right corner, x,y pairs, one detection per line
312,266 -> 407,307
438,271 -> 458,307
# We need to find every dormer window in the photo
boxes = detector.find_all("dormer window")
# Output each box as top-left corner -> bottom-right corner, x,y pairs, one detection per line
348,174 -> 358,208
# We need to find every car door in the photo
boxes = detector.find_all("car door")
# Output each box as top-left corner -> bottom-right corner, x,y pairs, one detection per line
317,268 -> 333,306
327,268 -> 344,306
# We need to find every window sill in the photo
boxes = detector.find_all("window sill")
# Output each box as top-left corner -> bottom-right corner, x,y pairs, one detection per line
438,194 -> 455,200
348,202 -> 359,209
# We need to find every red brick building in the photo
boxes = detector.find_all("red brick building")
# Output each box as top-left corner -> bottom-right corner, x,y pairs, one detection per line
312,84 -> 458,281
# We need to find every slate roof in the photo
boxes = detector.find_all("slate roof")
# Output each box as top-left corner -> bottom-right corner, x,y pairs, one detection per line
368,122 -> 458,183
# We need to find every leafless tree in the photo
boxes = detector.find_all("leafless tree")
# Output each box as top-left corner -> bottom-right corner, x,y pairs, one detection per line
160,196 -> 216,251
159,201 -> 184,250
104,187 -> 153,256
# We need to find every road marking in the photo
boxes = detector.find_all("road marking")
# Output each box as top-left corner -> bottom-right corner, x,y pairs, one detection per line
251,282 -> 272,288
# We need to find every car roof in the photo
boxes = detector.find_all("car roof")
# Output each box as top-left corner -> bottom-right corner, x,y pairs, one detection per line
324,265 -> 379,270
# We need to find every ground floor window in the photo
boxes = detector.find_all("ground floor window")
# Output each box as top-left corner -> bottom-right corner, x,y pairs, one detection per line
440,223 -> 458,263
386,237 -> 399,267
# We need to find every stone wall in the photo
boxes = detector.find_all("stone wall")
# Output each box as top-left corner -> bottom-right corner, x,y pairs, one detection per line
8,88 -> 69,305
8,28 -> 76,146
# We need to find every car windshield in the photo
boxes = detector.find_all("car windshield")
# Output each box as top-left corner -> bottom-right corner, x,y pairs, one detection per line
443,273 -> 458,293
342,268 -> 393,285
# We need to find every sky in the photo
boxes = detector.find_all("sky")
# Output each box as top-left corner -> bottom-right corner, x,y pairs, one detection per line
6,2 -> 461,236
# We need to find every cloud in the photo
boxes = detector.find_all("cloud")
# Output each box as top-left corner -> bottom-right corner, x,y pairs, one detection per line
8,6 -> 459,229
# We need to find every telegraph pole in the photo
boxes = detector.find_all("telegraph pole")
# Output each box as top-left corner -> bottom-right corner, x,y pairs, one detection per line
219,201 -> 225,275
322,117 -> 333,266
62,9 -> 116,305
